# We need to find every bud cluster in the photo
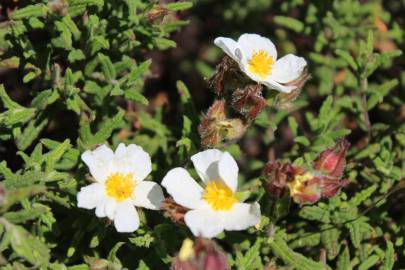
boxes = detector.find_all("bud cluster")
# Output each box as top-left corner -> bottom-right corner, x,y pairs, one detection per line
200,55 -> 309,148
264,139 -> 350,204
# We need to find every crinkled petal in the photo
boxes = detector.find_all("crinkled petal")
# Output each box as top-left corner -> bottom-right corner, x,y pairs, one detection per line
237,33 -> 277,62
262,78 -> 295,93
184,208 -> 224,238
133,181 -> 164,210
222,202 -> 261,231
270,54 -> 307,83
114,201 -> 140,233
191,149 -> 223,182
214,37 -> 238,62
218,152 -> 238,192
77,183 -> 105,209
114,143 -> 152,182
162,168 -> 204,209
81,145 -> 114,182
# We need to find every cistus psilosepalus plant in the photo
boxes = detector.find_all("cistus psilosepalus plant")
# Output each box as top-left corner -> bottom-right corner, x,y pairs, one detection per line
0,0 -> 405,269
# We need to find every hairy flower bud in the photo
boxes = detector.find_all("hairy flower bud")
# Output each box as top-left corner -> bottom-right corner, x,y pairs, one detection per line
173,238 -> 230,270
199,100 -> 246,147
208,56 -> 243,95
314,139 -> 350,197
277,70 -> 311,109
232,84 -> 266,120
263,161 -> 297,199
147,5 -> 169,22
161,197 -> 189,225
314,139 -> 349,179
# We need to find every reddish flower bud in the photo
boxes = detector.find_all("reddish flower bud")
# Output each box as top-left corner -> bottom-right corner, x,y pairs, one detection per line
232,84 -> 266,120
263,161 -> 297,199
208,56 -> 241,95
195,238 -> 229,270
173,238 -> 230,270
161,197 -> 189,225
314,139 -> 350,179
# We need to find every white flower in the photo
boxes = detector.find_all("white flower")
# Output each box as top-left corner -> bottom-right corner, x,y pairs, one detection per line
77,143 -> 164,233
161,149 -> 261,238
214,33 -> 307,93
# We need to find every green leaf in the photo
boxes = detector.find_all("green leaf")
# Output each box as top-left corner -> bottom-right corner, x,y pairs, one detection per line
166,2 -> 193,11
321,226 -> 341,260
336,245 -> 352,270
12,4 -> 49,20
235,240 -> 263,270
98,53 -> 116,81
299,206 -> 330,223
268,235 -> 331,270
380,240 -> 395,270
335,49 -> 358,70
274,16 -> 304,32
7,222 -> 50,267
358,255 -> 379,270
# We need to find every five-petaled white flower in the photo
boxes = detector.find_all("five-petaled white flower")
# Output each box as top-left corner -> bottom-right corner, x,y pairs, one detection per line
77,144 -> 164,233
214,33 -> 307,93
162,149 -> 261,238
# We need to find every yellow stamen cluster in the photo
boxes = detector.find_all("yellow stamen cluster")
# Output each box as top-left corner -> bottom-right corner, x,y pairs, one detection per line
247,50 -> 274,78
287,172 -> 314,195
203,180 -> 237,211
105,173 -> 135,202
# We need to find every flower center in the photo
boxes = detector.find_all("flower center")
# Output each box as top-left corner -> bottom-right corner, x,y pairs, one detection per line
247,50 -> 274,78
105,173 -> 135,202
287,172 -> 314,194
203,180 -> 237,211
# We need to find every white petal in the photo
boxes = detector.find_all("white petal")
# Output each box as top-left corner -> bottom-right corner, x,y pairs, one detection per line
262,78 -> 295,93
184,208 -> 224,238
270,54 -> 307,83
114,143 -> 152,182
222,202 -> 261,231
114,201 -> 140,233
105,199 -> 117,220
95,200 -> 108,218
161,168 -> 204,209
218,152 -> 238,192
81,145 -> 114,182
133,181 -> 164,210
77,183 -> 105,209
237,33 -> 277,62
191,149 -> 223,182
214,37 -> 238,61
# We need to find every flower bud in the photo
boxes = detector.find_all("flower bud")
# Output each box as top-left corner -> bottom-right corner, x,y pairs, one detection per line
208,56 -> 242,95
161,197 -> 189,225
232,84 -> 266,120
172,238 -> 230,270
263,161 -> 297,199
314,139 -> 349,179
147,5 -> 169,22
277,70 -> 311,109
199,100 -> 246,147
